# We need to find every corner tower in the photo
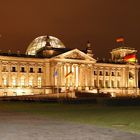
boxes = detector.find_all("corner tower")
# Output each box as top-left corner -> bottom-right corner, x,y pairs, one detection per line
111,37 -> 137,63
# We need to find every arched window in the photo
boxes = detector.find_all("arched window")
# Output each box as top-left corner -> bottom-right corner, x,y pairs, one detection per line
105,80 -> 109,88
20,77 -> 25,87
3,77 -> 8,86
37,77 -> 42,88
29,77 -> 33,87
111,80 -> 115,88
117,80 -> 120,88
99,80 -> 103,87
12,77 -> 16,87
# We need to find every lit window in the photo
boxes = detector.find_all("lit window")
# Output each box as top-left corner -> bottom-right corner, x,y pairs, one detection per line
13,92 -> 17,96
3,78 -> 8,86
29,78 -> 33,87
129,72 -> 134,79
12,78 -> 16,86
37,77 -> 42,88
3,92 -> 7,96
20,77 -> 25,87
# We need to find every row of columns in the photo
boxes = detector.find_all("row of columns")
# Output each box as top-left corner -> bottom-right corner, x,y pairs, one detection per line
53,63 -> 93,89
53,63 -> 139,90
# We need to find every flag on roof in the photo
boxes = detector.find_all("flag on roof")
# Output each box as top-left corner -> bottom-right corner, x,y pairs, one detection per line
124,53 -> 136,62
116,37 -> 124,43
65,71 -> 73,78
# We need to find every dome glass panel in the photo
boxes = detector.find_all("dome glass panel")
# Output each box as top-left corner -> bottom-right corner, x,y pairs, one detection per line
26,36 -> 65,55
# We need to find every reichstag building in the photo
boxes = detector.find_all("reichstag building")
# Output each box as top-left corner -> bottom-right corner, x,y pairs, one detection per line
0,35 -> 139,97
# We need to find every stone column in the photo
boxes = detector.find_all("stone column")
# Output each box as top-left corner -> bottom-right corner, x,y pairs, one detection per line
114,69 -> 116,88
70,63 -> 73,89
75,64 -> 78,88
0,61 -> 2,87
81,64 -> 86,89
73,64 -> 76,88
17,62 -> 20,87
79,65 -> 83,88
83,65 -> 86,88
126,66 -> 129,88
91,66 -> 93,88
135,67 -> 138,88
87,66 -> 90,88
97,67 -> 99,88
8,62 -> 11,87
78,64 -> 81,89
121,68 -> 125,88
85,64 -> 89,90
102,68 -> 105,88
26,63 -> 29,87
65,64 -> 68,88
60,64 -> 64,87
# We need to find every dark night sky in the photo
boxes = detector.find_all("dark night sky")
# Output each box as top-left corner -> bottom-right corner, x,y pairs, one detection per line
0,0 -> 140,60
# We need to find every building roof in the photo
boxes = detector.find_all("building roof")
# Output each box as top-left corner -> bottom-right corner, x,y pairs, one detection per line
36,47 -> 71,58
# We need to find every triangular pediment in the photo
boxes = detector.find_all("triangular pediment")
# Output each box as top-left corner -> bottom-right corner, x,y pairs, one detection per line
65,51 -> 85,60
52,49 -> 96,62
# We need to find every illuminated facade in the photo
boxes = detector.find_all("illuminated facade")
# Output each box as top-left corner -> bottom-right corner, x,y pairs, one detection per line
0,36 -> 139,97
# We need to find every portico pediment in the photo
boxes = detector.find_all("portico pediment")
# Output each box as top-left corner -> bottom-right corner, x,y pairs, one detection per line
52,49 -> 96,62
65,51 -> 85,60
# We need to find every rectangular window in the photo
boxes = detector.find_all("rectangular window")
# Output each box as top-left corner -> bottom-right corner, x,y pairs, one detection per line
13,92 -> 17,96
3,92 -> 7,96
117,72 -> 121,76
94,71 -> 97,75
29,67 -> 34,73
106,71 -> 109,76
12,67 -> 16,72
112,72 -> 115,76
2,66 -> 7,72
21,67 -> 25,72
38,68 -> 42,73
99,71 -> 103,76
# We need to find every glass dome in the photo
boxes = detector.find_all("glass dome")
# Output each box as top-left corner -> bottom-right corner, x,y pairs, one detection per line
26,36 -> 65,55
